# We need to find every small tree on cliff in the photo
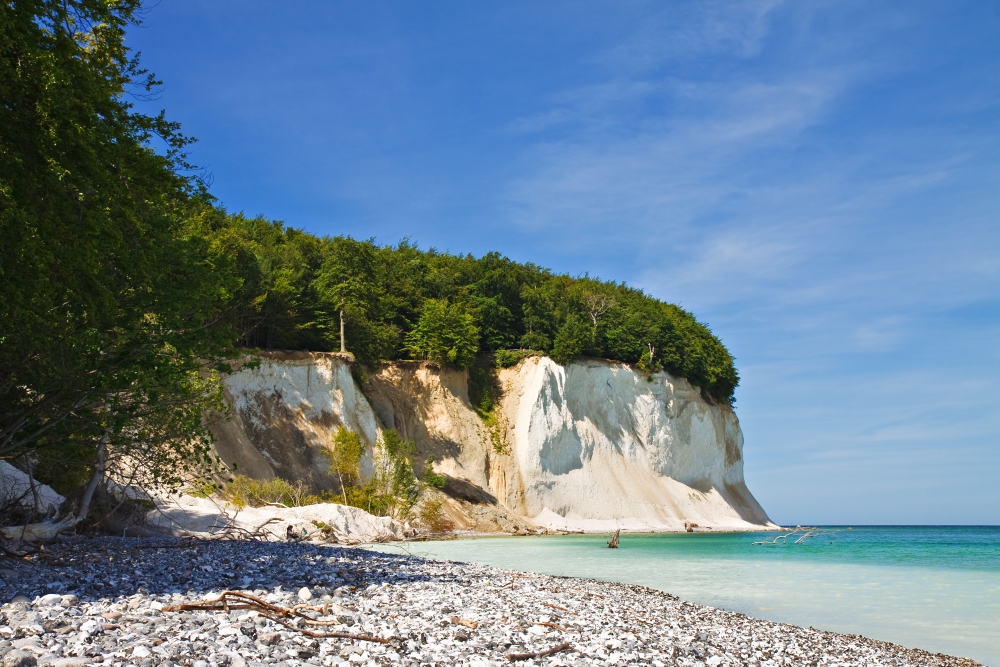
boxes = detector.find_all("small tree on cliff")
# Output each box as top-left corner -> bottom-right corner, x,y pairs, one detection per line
314,238 -> 380,354
327,426 -> 364,505
551,314 -> 593,365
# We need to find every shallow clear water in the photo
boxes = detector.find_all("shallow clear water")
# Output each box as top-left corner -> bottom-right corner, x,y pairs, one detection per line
373,527 -> 1000,666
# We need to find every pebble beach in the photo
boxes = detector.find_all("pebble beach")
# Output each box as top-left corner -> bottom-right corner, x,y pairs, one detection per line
0,537 -> 981,667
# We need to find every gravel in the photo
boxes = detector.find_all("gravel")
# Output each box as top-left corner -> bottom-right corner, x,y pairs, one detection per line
0,536 -> 981,666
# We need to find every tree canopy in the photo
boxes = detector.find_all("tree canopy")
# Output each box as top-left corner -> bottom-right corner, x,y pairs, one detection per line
193,216 -> 740,403
0,0 -> 237,506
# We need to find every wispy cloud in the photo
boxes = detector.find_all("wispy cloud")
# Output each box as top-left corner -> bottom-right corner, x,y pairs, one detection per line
498,0 -> 1000,523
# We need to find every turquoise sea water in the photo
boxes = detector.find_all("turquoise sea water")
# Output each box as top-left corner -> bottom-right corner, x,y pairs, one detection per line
373,527 -> 1000,666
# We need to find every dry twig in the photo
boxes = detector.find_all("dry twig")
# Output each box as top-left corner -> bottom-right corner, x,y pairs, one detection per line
542,602 -> 577,615
533,621 -> 575,633
162,590 -> 396,643
506,641 -> 574,661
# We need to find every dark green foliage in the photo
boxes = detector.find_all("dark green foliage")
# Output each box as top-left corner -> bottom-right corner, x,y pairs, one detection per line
422,454 -> 447,490
0,0 -> 238,485
404,299 -> 480,368
552,314 -> 594,365
190,214 -> 739,401
467,364 -> 495,415
493,349 -> 543,369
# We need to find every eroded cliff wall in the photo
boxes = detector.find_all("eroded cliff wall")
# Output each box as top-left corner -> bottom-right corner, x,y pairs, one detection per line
491,357 -> 773,531
211,352 -> 774,531
363,362 -> 494,496
211,351 -> 380,491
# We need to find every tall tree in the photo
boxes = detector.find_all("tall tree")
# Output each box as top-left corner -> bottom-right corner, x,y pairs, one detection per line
314,237 -> 389,358
0,0 -> 237,503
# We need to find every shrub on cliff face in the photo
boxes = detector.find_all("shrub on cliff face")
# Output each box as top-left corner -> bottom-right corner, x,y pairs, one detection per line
325,426 -> 421,519
326,426 -> 365,505
416,495 -> 455,534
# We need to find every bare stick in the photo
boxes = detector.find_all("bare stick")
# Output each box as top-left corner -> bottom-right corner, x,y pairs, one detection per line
163,590 -> 396,643
533,621 -> 575,633
542,602 -> 577,615
506,641 -> 574,661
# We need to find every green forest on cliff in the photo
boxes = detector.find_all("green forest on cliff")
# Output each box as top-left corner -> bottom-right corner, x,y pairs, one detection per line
0,1 -> 737,506
194,209 -> 739,402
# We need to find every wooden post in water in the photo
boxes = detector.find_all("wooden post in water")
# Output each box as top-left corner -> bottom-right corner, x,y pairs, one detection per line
607,528 -> 620,548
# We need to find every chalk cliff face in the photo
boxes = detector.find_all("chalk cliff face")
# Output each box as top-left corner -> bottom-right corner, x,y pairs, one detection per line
491,357 -> 772,531
363,361 -> 493,494
211,351 -> 380,489
211,352 -> 774,531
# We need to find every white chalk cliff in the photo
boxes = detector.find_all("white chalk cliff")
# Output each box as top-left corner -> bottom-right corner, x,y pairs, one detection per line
493,357 -> 772,531
211,351 -> 774,532
211,351 -> 381,488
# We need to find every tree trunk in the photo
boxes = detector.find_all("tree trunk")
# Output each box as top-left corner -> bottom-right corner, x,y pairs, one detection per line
339,308 -> 346,353
607,528 -> 620,548
25,458 -> 41,517
77,423 -> 110,521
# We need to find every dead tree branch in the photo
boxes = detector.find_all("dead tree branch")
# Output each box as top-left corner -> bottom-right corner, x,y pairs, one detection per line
506,641 -> 574,661
163,590 -> 398,643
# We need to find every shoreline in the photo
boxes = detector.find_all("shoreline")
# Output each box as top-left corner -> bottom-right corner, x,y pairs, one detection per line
404,525 -> 783,542
0,536 -> 981,667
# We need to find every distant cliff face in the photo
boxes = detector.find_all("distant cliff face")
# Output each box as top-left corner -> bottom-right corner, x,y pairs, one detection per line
492,357 -> 772,531
211,352 -> 773,531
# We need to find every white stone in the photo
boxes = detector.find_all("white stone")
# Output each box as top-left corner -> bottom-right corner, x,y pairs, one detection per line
145,496 -> 407,544
298,587 -> 313,601
0,462 -> 65,515
131,646 -> 151,659
36,594 -> 62,606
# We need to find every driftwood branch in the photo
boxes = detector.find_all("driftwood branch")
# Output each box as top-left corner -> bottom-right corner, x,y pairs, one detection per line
753,526 -> 841,545
542,602 -> 577,615
506,641 -> 574,661
0,515 -> 79,550
533,621 -> 574,633
607,528 -> 620,548
162,590 -> 397,643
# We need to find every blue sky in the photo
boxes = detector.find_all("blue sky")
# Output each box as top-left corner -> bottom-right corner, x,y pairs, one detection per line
128,1 -> 999,525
